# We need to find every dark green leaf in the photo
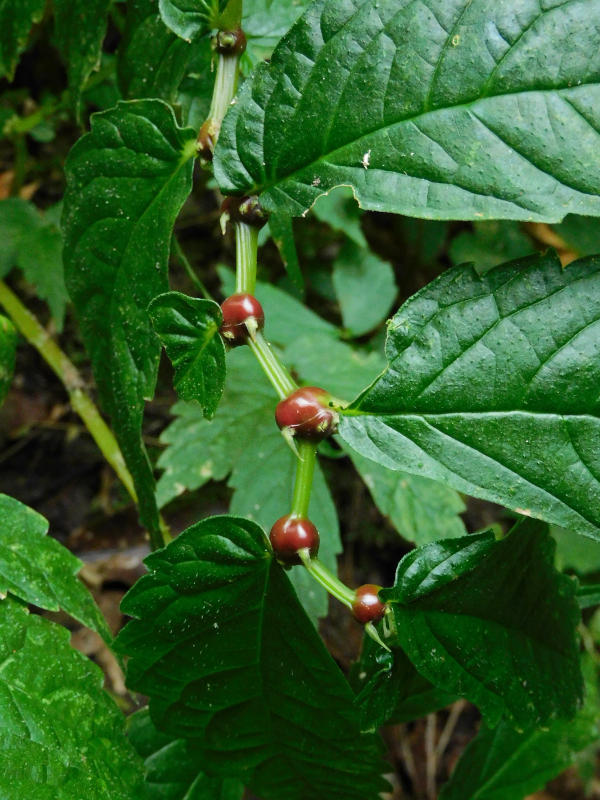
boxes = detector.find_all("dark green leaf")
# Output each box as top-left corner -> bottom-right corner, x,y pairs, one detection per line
54,0 -> 111,114
149,291 -> 225,418
340,253 -> 600,540
157,348 -> 341,622
439,655 -> 600,800
381,519 -> 583,728
158,0 -> 227,41
332,240 -> 396,336
0,315 -> 16,407
0,198 -> 39,277
0,494 -> 111,641
63,100 -> 196,536
116,515 -> 387,800
118,0 -> 195,104
0,0 -> 45,80
0,597 -> 144,798
554,215 -> 600,258
129,709 -> 244,800
215,0 -> 600,222
267,212 -> 303,290
449,221 -> 535,274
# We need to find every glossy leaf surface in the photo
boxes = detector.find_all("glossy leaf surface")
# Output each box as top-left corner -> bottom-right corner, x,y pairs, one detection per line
0,316 -> 16,407
382,520 -> 582,727
149,292 -> 225,418
0,494 -> 110,641
215,0 -> 600,222
439,656 -> 600,800
63,100 -> 196,535
116,515 -> 387,800
0,0 -> 45,79
341,253 -> 600,539
0,598 -> 143,799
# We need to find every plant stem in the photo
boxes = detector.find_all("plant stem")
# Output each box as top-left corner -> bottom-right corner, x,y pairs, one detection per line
291,441 -> 316,518
171,237 -> 212,300
247,333 -> 297,399
219,0 -> 243,28
298,550 -> 355,609
235,222 -> 258,293
0,280 -> 137,503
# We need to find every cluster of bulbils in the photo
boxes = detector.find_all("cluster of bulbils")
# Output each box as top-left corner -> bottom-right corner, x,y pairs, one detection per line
218,198 -> 387,625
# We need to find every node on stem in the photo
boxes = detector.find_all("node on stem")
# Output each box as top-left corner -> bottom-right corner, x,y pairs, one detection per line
221,195 -> 268,229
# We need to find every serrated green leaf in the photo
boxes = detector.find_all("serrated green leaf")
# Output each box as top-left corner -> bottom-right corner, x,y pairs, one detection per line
63,100 -> 196,537
381,519 -> 583,728
0,315 -> 16,407
118,0 -> 195,104
351,634 -> 457,730
449,221 -> 535,274
215,0 -> 600,222
348,449 -> 466,546
0,494 -> 111,642
157,348 -> 341,621
439,655 -> 600,800
149,291 -> 226,418
0,0 -> 45,80
129,709 -> 244,800
332,240 -> 396,336
340,253 -> 600,540
0,597 -> 144,799
53,0 -> 111,115
159,0 -> 227,41
116,515 -> 387,800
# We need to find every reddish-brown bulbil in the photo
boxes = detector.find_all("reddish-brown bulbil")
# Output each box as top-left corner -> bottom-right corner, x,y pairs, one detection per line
275,387 -> 338,442
352,584 -> 386,624
219,293 -> 265,346
269,514 -> 320,564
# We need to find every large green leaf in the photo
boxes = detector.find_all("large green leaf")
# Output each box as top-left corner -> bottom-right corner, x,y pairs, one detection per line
340,253 -> 600,540
149,292 -> 226,419
215,0 -> 600,222
63,100 -> 196,537
129,709 -> 244,800
116,515 -> 387,800
0,597 -> 144,799
157,348 -> 341,622
439,655 -> 600,800
0,494 -> 110,642
0,0 -> 45,80
0,315 -> 16,407
381,519 -> 582,728
53,0 -> 111,113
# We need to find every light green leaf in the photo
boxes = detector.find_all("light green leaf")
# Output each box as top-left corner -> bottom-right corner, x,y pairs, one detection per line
0,0 -> 45,80
267,212 -> 303,290
0,315 -> 16,407
215,0 -> 600,222
554,215 -> 600,258
157,348 -> 341,621
149,291 -> 226,419
311,186 -> 367,248
0,597 -> 144,799
129,709 -> 244,800
439,655 -> 600,800
340,253 -> 600,540
116,516 -> 388,800
552,525 -> 600,574
348,449 -> 466,546
381,519 -> 583,728
158,0 -> 227,41
242,0 -> 314,70
449,221 -> 535,274
332,240 -> 396,336
63,100 -> 196,537
0,494 -> 111,642
53,0 -> 111,114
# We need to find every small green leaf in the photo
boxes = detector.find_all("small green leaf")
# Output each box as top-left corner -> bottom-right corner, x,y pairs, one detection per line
332,240 -> 396,336
0,198 -> 39,277
149,291 -> 226,419
215,0 -> 600,222
551,525 -> 600,574
129,709 -> 244,800
0,0 -> 45,80
0,597 -> 144,799
554,215 -> 600,258
381,519 -> 583,728
312,186 -> 366,248
242,0 -> 313,70
577,584 -> 600,609
158,0 -> 227,41
439,655 -> 600,800
53,0 -> 111,114
449,221 -> 536,274
116,515 -> 388,800
0,315 -> 16,407
63,100 -> 196,537
0,494 -> 111,642
267,212 -> 303,290
340,253 -> 600,540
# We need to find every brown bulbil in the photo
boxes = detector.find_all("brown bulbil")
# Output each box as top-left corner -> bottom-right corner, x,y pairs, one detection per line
352,584 -> 386,624
269,515 -> 320,564
214,28 -> 247,56
275,387 -> 338,442
220,293 -> 265,346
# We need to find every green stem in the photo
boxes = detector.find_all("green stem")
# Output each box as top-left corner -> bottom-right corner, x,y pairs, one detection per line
201,50 -> 241,151
298,550 -> 355,609
171,237 -> 212,300
0,280 -> 137,515
247,333 -> 297,399
219,0 -> 243,28
291,441 -> 316,518
235,222 -> 258,293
